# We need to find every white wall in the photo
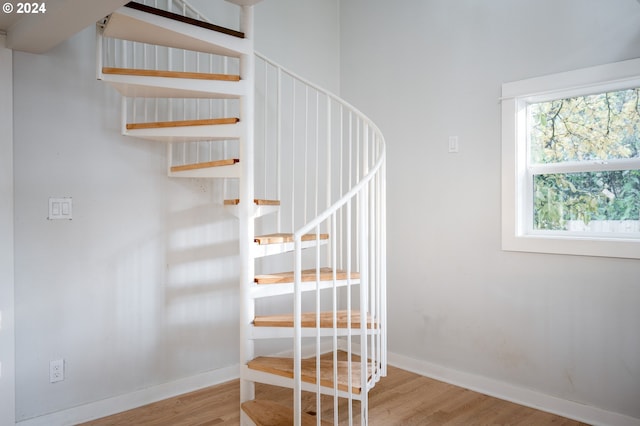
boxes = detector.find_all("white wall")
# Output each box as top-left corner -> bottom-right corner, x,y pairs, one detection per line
12,0 -> 340,423
13,27 -> 240,422
340,0 -> 640,422
0,34 -> 16,426
254,0 -> 340,93
188,0 -> 341,93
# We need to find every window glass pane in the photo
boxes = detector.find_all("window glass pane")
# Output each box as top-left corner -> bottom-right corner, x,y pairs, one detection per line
529,88 -> 640,164
533,170 -> 640,232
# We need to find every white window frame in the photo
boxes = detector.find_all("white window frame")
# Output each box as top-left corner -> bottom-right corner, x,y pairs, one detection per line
501,58 -> 640,259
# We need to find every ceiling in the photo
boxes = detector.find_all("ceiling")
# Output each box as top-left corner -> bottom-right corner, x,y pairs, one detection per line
0,11 -> 21,32
1,0 -> 129,53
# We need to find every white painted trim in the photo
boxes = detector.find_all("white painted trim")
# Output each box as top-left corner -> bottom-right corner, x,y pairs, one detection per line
17,365 -> 239,426
501,57 -> 640,259
0,33 -> 15,426
502,58 -> 640,101
17,341 -> 335,426
388,351 -> 640,426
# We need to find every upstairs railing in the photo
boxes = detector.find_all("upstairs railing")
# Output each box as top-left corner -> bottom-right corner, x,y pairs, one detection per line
254,53 -> 387,424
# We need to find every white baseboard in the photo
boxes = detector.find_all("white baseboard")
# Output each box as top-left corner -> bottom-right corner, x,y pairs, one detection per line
388,351 -> 640,426
17,342 -> 336,426
17,364 -> 240,426
19,349 -> 637,426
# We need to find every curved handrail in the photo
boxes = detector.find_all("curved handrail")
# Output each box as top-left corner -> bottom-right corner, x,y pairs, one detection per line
254,51 -> 387,238
256,51 -> 387,426
295,147 -> 385,239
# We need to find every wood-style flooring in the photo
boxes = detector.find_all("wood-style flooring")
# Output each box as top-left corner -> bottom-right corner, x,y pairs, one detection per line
80,364 -> 588,425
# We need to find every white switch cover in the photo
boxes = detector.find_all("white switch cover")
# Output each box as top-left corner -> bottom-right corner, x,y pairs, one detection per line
48,198 -> 72,220
448,136 -> 459,153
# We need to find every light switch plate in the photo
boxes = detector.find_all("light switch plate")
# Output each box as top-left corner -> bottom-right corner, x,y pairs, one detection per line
448,136 -> 459,153
48,197 -> 72,220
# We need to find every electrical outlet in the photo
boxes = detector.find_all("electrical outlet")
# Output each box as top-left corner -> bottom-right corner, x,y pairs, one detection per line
50,359 -> 64,383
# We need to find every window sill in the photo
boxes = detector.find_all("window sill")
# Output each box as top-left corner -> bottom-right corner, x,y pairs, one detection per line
502,232 -> 640,259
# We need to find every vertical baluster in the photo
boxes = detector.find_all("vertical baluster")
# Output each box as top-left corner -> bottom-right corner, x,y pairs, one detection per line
365,125 -> 375,385
325,98 -> 332,267
293,238 -> 303,426
355,118 -> 361,272
338,105 -> 344,270
276,64 -> 282,233
303,86 -> 309,225
263,59 -> 268,199
290,79 -> 296,232
121,97 -> 127,137
348,112 -> 353,200
383,155 -> 388,376
314,91 -> 319,219
346,198 -> 353,426
331,212 -> 339,425
120,39 -> 126,71
314,226 -> 321,426
132,97 -> 137,127
222,55 -> 229,198
359,184 -> 369,426
196,52 -> 200,120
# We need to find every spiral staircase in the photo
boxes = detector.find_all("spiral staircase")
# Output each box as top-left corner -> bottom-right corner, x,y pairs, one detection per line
97,1 -> 386,424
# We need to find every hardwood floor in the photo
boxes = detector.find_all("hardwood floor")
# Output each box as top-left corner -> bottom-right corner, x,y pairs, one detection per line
81,365 -> 588,425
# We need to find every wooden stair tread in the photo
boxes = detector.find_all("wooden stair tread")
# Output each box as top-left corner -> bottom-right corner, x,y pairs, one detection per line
170,158 -> 239,172
255,267 -> 359,284
224,199 -> 280,206
247,356 -> 370,394
254,233 -> 329,245
126,117 -> 239,130
102,67 -> 240,82
124,1 -> 245,39
241,400 -> 330,426
254,310 -> 376,329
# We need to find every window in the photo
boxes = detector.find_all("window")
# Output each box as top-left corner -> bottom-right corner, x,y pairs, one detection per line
502,58 -> 640,259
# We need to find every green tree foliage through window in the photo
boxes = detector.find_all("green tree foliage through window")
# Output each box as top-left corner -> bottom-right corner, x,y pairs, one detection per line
528,88 -> 640,231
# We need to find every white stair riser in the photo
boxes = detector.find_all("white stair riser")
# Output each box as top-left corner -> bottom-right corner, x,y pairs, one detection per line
125,123 -> 241,142
242,366 -> 366,401
225,204 -> 279,219
101,74 -> 247,99
250,279 -> 361,299
168,162 -> 241,179
249,326 -> 380,339
253,239 -> 329,258
104,7 -> 251,57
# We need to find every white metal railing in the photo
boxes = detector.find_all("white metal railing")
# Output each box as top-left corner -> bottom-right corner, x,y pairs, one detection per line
255,53 -> 387,425
98,1 -> 387,424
